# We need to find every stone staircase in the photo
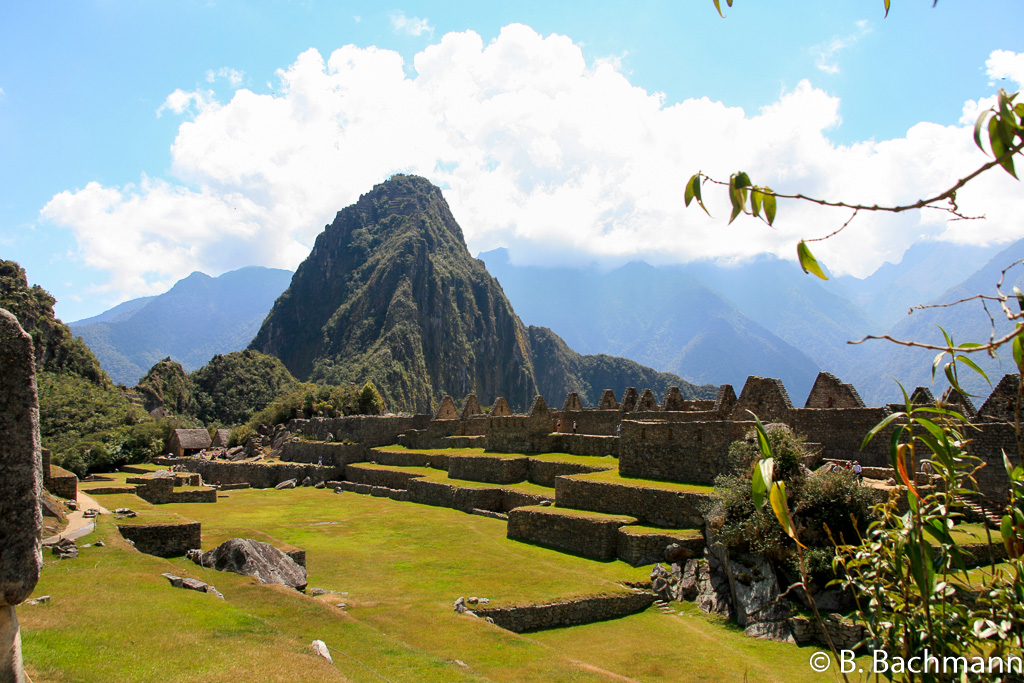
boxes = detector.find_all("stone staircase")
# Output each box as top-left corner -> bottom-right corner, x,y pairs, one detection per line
330,446 -> 710,566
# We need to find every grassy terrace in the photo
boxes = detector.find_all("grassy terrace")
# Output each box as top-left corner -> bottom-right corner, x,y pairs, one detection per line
23,471 -> 832,681
350,462 -> 554,496
374,445 -> 620,469
562,468 -> 717,495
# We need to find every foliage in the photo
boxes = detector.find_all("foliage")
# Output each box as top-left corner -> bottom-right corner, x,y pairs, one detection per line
190,349 -> 298,426
37,371 -> 199,474
135,357 -> 197,416
0,259 -> 110,386
357,381 -> 387,415
712,423 -> 873,573
244,381 -> 387,431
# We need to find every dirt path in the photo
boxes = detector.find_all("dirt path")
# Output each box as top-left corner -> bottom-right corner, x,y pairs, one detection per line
42,491 -> 111,544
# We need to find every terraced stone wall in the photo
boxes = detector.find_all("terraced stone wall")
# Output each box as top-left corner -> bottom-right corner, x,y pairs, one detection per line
527,459 -> 612,487
345,464 -> 423,490
555,474 -> 711,528
117,522 -> 200,557
474,592 -> 655,632
447,455 -> 529,484
507,506 -> 638,559
617,420 -> 751,485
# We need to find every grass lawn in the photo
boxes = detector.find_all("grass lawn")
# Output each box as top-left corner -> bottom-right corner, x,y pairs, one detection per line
562,468 -> 716,495
22,459 -> 834,681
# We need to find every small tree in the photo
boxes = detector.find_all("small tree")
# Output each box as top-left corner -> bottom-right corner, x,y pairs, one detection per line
357,381 -> 386,415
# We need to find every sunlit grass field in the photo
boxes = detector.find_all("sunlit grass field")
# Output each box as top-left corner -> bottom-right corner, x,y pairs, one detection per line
23,466 -> 841,682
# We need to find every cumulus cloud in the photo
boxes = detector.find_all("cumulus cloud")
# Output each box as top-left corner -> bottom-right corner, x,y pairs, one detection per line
986,49 -> 1024,87
41,28 -> 1024,305
812,20 -> 871,75
389,11 -> 432,37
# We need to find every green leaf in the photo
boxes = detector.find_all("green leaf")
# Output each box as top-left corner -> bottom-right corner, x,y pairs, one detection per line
975,109 -> 991,152
750,188 -> 763,219
684,173 -> 697,206
955,354 -> 990,385
752,457 -> 773,512
989,115 -> 1019,178
713,0 -> 725,18
796,241 -> 828,280
862,412 -> 904,450
762,188 -> 777,225
733,171 -> 751,189
770,481 -> 805,548
1015,334 -> 1024,375
728,173 -> 749,225
1015,286 -> 1024,313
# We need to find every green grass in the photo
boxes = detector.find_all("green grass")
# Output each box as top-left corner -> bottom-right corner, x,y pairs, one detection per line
619,525 -> 704,539
563,468 -> 716,494
23,458 -> 835,681
523,504 -> 637,522
352,462 -> 555,496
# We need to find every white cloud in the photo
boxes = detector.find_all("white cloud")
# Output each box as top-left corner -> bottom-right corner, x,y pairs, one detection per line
986,49 -> 1024,88
389,11 -> 432,37
811,20 -> 871,75
205,67 -> 245,87
41,29 -> 1024,305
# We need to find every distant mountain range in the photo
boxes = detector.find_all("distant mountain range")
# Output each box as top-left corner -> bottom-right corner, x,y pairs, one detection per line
70,181 -> 1021,409
70,267 -> 293,385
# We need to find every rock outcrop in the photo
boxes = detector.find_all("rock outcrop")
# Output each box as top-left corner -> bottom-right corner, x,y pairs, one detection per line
191,538 -> 307,591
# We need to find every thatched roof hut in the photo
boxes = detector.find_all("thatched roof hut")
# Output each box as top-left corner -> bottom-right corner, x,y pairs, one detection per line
169,429 -> 212,457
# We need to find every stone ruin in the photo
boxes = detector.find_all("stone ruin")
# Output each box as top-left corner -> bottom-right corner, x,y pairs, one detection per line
267,370 -> 1024,503
0,308 -> 43,682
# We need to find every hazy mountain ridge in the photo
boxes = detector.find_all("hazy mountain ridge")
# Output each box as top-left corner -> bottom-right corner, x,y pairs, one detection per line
70,266 -> 293,385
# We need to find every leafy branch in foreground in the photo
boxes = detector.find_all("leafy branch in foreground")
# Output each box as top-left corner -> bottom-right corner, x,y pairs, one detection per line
683,90 -> 1024,284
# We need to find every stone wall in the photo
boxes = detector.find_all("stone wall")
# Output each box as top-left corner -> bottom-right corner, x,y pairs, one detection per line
617,420 -> 751,485
447,455 -> 529,484
345,464 -> 424,490
474,592 -> 655,633
46,464 -> 78,500
791,408 -> 898,465
507,506 -> 638,560
546,434 -> 620,457
527,459 -> 613,488
155,457 -> 342,489
789,614 -> 866,651
370,448 -> 448,469
290,414 -> 431,447
280,441 -> 367,466
484,414 -> 553,453
616,527 -> 704,567
967,421 -> 1018,500
554,474 -> 710,528
117,522 -> 201,557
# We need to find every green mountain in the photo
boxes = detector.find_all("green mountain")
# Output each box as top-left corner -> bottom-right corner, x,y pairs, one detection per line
250,175 -> 715,411
70,266 -> 293,386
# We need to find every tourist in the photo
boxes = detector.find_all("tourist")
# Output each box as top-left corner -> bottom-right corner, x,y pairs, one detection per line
572,421 -> 577,434
616,424 -> 621,437
853,462 -> 862,479
556,419 -> 561,433
318,454 -> 323,467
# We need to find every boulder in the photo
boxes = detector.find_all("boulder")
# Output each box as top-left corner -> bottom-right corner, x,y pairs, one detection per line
275,479 -> 297,490
301,477 -> 312,487
192,538 -> 307,591
50,539 -> 78,560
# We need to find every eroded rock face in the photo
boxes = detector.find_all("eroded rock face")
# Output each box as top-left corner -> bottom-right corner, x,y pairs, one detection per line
0,308 -> 43,607
193,538 -> 307,591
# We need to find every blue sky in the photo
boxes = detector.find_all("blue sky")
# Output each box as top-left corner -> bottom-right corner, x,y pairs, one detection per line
2,1 -> 1023,321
